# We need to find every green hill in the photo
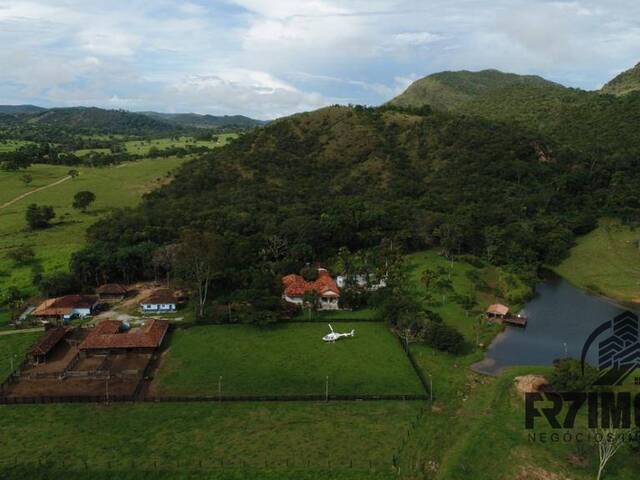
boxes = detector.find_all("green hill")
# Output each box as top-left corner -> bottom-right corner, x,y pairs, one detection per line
26,107 -> 176,134
140,111 -> 267,130
388,69 -> 562,110
0,105 -> 47,114
71,104 -> 602,289
601,62 -> 640,95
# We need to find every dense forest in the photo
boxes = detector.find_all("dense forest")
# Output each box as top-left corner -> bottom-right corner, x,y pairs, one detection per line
70,104 -> 607,316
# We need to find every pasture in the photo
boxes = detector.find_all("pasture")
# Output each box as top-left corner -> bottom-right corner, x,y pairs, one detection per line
152,322 -> 424,397
0,401 -> 420,478
0,332 -> 40,380
0,157 -> 187,296
554,218 -> 640,302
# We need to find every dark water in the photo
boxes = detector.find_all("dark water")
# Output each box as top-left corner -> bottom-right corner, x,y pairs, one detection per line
472,277 -> 629,375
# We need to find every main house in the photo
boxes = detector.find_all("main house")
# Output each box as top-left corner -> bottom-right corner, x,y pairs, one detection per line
32,295 -> 99,321
282,267 -> 340,310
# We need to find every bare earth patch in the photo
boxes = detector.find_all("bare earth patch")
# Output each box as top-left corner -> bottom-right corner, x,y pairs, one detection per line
514,375 -> 548,397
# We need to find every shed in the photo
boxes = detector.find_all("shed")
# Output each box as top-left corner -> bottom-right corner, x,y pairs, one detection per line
29,327 -> 68,364
139,289 -> 177,313
486,303 -> 510,318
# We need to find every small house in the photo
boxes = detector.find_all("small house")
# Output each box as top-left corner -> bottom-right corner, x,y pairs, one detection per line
282,267 -> 340,310
139,289 -> 177,313
486,303 -> 510,318
32,295 -> 99,321
336,274 -> 387,291
96,283 -> 128,301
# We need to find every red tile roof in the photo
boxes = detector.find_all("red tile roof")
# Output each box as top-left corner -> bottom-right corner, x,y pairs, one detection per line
96,284 -> 128,295
140,289 -> 177,305
32,295 -> 98,317
79,319 -> 169,350
282,268 -> 340,298
30,328 -> 69,356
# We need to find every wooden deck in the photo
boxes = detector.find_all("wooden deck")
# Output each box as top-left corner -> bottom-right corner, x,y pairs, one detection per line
502,315 -> 528,328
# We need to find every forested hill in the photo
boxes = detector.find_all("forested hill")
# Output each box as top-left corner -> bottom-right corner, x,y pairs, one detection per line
601,62 -> 640,95
388,69 -> 562,111
0,104 -> 47,114
73,104 -> 612,291
390,68 -> 640,161
140,112 -> 266,130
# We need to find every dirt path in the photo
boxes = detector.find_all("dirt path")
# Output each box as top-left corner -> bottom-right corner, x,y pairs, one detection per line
0,175 -> 72,210
0,327 -> 44,336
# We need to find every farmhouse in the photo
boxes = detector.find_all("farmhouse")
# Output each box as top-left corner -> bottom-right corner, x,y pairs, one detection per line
32,295 -> 99,321
96,283 -> 129,301
486,303 -> 510,318
28,327 -> 70,364
282,267 -> 340,310
79,319 -> 169,355
139,289 -> 177,313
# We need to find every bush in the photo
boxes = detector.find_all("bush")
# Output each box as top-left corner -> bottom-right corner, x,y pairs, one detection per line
421,321 -> 465,354
549,358 -> 599,392
25,204 -> 55,229
36,271 -> 80,297
6,246 -> 36,265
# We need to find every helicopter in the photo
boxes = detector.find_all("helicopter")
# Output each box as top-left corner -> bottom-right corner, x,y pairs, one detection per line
322,324 -> 355,342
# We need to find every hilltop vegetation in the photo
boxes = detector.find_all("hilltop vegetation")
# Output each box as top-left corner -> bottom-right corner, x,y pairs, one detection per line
388,69 -> 561,111
601,62 -> 640,95
140,111 -> 266,130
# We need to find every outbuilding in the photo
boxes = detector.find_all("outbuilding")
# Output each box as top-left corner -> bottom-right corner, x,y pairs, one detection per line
486,303 -> 510,318
96,283 -> 129,301
32,295 -> 99,321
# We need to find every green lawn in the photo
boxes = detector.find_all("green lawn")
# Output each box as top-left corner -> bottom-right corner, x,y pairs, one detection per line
153,323 -> 424,396
0,332 -> 40,380
0,401 -> 419,478
554,218 -> 640,303
404,251 -> 530,340
0,158 -> 187,296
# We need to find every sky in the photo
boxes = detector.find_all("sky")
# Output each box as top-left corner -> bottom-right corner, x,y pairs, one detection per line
1,0 -> 639,119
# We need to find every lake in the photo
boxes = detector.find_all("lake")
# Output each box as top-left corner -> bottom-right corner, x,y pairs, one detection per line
472,276 -> 629,375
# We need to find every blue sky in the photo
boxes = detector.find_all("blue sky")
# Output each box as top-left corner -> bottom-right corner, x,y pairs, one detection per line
1,0 -> 639,119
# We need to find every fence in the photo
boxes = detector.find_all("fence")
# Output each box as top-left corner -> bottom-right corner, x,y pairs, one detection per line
398,337 -> 432,400
0,392 -> 427,405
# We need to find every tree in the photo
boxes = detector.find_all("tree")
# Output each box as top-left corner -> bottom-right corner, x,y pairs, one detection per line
20,173 -> 33,186
72,191 -> 96,212
3,287 -> 26,322
593,427 -> 624,480
25,204 -> 55,229
68,169 -> 79,179
420,268 -> 438,291
173,230 -> 222,319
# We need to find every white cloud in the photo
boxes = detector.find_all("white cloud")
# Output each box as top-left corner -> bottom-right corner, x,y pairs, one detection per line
1,0 -> 640,117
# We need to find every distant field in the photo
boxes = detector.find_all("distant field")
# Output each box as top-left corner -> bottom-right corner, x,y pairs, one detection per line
153,323 -> 424,396
554,218 -> 640,302
0,140 -> 33,152
0,401 -> 419,477
0,157 -> 187,296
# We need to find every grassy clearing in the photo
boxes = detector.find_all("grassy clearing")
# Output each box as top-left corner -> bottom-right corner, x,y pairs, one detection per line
123,134 -> 237,155
0,140 -> 33,152
153,323 -> 424,396
0,158 -> 187,296
404,251 -> 530,340
0,332 -> 40,379
554,218 -> 640,302
0,401 -> 419,477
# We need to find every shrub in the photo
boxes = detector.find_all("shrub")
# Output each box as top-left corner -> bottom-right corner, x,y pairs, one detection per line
549,358 -> 599,392
25,204 -> 55,229
421,321 -> 465,354
6,246 -> 36,265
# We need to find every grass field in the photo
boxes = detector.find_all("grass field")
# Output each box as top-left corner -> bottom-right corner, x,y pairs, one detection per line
153,323 -> 424,396
0,158 -> 187,297
0,332 -> 40,380
0,401 -> 420,478
554,218 -> 640,303
0,140 -> 33,152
